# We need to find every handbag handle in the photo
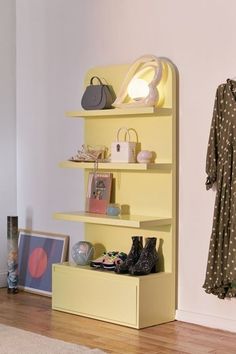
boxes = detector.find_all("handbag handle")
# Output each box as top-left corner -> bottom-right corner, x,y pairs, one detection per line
116,127 -> 131,142
90,76 -> 104,85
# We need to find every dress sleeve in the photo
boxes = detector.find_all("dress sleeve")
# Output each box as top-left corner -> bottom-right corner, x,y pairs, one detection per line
205,86 -> 222,190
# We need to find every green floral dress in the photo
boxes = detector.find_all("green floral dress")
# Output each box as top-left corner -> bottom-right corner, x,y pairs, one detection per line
203,79 -> 236,298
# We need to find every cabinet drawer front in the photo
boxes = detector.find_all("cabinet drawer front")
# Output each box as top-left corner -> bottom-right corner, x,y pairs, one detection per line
52,266 -> 138,326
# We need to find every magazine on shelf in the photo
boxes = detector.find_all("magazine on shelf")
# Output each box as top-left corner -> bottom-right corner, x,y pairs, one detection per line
85,172 -> 113,214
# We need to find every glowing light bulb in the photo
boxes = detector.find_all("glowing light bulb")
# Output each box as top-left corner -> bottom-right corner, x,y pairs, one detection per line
127,78 -> 149,101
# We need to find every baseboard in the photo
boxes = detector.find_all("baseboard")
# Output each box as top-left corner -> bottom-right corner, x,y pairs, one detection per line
0,271 -> 7,288
176,309 -> 236,333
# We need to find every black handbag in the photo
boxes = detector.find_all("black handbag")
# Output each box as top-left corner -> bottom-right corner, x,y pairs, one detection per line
81,76 -> 115,110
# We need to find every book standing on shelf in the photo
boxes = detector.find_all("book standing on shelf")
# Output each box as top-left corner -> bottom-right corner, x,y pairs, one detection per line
85,172 -> 113,214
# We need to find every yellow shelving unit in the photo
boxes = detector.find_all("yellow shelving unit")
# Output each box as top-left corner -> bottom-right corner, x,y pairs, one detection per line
52,59 -> 177,329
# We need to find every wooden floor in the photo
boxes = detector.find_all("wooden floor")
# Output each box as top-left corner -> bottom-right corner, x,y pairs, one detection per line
0,288 -> 235,354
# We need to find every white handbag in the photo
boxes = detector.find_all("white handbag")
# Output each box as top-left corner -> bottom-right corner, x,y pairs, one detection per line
111,127 -> 137,163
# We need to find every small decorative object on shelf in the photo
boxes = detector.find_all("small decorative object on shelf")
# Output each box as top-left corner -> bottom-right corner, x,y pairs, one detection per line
7,216 -> 19,294
69,144 -> 107,162
137,150 -> 153,163
71,241 -> 94,266
81,76 -> 116,110
111,127 -> 137,163
112,55 -> 163,108
86,172 -> 113,214
106,203 -> 121,216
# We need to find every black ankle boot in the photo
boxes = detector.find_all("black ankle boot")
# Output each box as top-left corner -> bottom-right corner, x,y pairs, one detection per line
129,237 -> 158,276
115,236 -> 143,274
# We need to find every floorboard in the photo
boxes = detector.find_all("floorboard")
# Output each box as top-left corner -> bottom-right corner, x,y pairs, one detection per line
0,288 -> 235,354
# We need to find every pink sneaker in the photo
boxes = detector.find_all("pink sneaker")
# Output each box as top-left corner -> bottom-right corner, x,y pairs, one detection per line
90,252 -> 107,268
90,251 -> 127,270
102,252 -> 127,270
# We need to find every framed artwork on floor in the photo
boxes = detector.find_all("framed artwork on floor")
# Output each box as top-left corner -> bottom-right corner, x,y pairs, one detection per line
18,229 -> 69,296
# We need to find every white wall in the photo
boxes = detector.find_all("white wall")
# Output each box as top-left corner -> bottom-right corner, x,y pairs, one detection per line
16,0 -> 236,332
0,0 -> 16,286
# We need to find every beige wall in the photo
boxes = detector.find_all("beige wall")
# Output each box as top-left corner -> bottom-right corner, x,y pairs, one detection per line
16,0 -> 236,331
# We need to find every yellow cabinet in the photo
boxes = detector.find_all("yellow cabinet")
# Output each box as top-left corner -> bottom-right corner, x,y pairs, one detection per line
52,263 -> 138,327
52,59 -> 177,329
52,263 -> 175,329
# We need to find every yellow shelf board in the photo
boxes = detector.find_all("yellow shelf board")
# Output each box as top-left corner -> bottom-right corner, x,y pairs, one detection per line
55,262 -> 172,278
59,161 -> 172,170
66,107 -> 172,118
53,211 -> 172,228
